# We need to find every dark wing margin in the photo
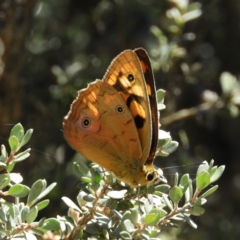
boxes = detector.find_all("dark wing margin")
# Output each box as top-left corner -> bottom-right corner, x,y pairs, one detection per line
134,48 -> 159,165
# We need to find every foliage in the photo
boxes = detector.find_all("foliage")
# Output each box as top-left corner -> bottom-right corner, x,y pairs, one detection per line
0,123 -> 224,239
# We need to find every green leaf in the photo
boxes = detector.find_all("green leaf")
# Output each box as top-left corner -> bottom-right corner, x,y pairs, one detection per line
0,173 -> 10,190
19,129 -> 33,148
36,200 -> 50,211
194,198 -> 207,207
27,180 -> 46,205
26,206 -> 38,224
73,161 -> 91,178
41,218 -> 60,231
210,166 -> 225,183
1,145 -> 8,160
161,141 -> 179,155
144,209 -> 162,226
169,186 -> 183,203
220,72 -> 237,95
120,231 -> 132,239
180,174 -> 190,189
196,171 -> 210,190
10,123 -> 24,140
199,185 -> 218,198
34,182 -> 56,203
182,9 -> 202,23
197,161 -> 209,175
13,148 -> 31,163
190,207 -> 205,216
157,89 -> 166,110
8,184 -> 30,198
8,136 -> 19,153
6,162 -> 14,172
154,184 -> 170,193
81,177 -> 92,183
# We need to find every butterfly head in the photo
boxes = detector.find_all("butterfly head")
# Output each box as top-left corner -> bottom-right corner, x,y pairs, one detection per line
116,164 -> 167,188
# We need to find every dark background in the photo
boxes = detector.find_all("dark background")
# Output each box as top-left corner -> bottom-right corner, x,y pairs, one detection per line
0,0 -> 240,239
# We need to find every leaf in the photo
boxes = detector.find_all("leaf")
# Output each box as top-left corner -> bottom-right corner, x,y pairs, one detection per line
36,200 -> 50,211
82,194 -> 95,202
10,123 -> 24,140
200,185 -> 218,198
19,129 -> 33,148
107,190 -> 127,199
210,166 -> 225,183
27,180 -> 46,205
8,184 -> 30,198
41,218 -> 60,231
120,231 -> 132,239
169,186 -> 183,203
0,173 -> 10,190
28,181 -> 56,206
21,206 -> 30,222
190,207 -> 205,216
220,72 -> 237,95
154,184 -> 170,193
162,141 -> 179,155
9,173 -> 23,184
184,215 -> 198,229
13,148 -> 31,163
73,161 -> 91,178
8,136 -> 19,153
122,219 -> 135,232
197,161 -> 209,175
1,144 -> 8,160
62,196 -> 81,212
144,209 -> 162,226
26,206 -> 38,224
196,171 -> 210,190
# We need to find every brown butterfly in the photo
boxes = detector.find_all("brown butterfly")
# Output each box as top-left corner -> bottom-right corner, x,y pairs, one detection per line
63,48 -> 166,188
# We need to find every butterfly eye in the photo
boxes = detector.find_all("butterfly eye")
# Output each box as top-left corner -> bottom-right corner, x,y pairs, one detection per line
82,117 -> 91,128
146,172 -> 154,181
127,74 -> 134,82
116,105 -> 125,114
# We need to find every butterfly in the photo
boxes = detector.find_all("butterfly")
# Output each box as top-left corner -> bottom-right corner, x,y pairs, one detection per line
63,48 -> 166,188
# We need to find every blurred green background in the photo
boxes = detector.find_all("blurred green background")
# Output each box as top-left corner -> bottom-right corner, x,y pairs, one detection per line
0,0 -> 239,239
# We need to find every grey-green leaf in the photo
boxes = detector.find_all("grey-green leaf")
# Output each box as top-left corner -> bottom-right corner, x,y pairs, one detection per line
19,129 -> 33,148
13,148 -> 31,163
200,185 -> 218,198
8,184 -> 30,198
210,166 -> 225,183
26,206 -> 38,224
27,180 -> 46,205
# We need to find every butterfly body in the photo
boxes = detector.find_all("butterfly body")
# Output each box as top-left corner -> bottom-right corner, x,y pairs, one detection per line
63,48 -> 165,188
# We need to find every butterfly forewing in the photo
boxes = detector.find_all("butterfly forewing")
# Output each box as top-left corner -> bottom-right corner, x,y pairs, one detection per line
103,50 -> 152,163
134,48 -> 159,165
